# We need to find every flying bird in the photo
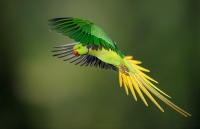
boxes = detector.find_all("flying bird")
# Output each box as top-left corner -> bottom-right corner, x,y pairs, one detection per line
48,17 -> 191,117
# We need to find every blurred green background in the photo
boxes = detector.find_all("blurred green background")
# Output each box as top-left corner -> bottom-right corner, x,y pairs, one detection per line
0,0 -> 199,129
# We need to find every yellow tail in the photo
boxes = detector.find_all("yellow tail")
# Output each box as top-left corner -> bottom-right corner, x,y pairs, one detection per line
118,56 -> 191,117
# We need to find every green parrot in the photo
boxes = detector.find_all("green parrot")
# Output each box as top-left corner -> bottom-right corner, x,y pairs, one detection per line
48,17 -> 191,117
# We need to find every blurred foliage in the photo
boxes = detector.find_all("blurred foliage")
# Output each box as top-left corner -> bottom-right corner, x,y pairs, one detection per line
0,0 -> 199,129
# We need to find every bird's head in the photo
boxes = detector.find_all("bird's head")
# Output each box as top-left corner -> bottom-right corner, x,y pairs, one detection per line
73,44 -> 88,56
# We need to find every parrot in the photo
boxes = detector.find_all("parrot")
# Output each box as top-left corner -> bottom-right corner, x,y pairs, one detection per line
48,17 -> 191,117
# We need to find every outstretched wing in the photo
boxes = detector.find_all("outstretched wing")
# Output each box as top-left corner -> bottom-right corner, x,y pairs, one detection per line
48,17 -> 117,51
52,43 -> 117,71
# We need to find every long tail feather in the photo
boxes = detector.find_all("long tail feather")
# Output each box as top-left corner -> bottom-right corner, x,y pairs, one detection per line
118,56 -> 191,117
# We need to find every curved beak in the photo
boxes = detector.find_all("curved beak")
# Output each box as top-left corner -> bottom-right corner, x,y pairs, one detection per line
73,50 -> 79,56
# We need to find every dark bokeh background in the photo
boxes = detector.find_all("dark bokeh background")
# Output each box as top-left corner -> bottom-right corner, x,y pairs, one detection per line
0,1 -> 199,129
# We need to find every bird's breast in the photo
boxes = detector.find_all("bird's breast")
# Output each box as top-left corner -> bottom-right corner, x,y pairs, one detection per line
88,48 -> 124,66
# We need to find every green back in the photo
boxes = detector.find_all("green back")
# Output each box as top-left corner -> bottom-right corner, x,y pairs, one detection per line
48,17 -> 118,51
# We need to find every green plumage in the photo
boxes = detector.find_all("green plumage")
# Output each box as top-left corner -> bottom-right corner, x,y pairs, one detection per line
48,17 -> 118,52
49,17 -> 191,117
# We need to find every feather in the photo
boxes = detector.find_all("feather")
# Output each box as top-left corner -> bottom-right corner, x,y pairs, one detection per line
52,42 -> 116,71
48,17 -> 117,52
118,56 -> 191,117
63,55 -> 77,61
84,56 -> 94,67
69,56 -> 82,63
57,52 -> 73,58
74,56 -> 87,65
90,58 -> 97,67
80,57 -> 88,66
122,74 -> 129,95
53,50 -> 73,56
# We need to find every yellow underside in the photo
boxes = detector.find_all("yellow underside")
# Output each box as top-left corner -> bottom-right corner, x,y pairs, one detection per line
88,47 -> 125,66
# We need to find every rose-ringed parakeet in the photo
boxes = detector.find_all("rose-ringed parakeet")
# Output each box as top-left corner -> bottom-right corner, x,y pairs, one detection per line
48,17 -> 191,117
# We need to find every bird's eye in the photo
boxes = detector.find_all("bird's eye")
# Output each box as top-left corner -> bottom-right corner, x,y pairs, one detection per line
78,47 -> 80,49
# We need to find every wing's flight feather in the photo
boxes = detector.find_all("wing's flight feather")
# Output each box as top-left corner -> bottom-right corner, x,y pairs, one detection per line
52,43 -> 116,71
